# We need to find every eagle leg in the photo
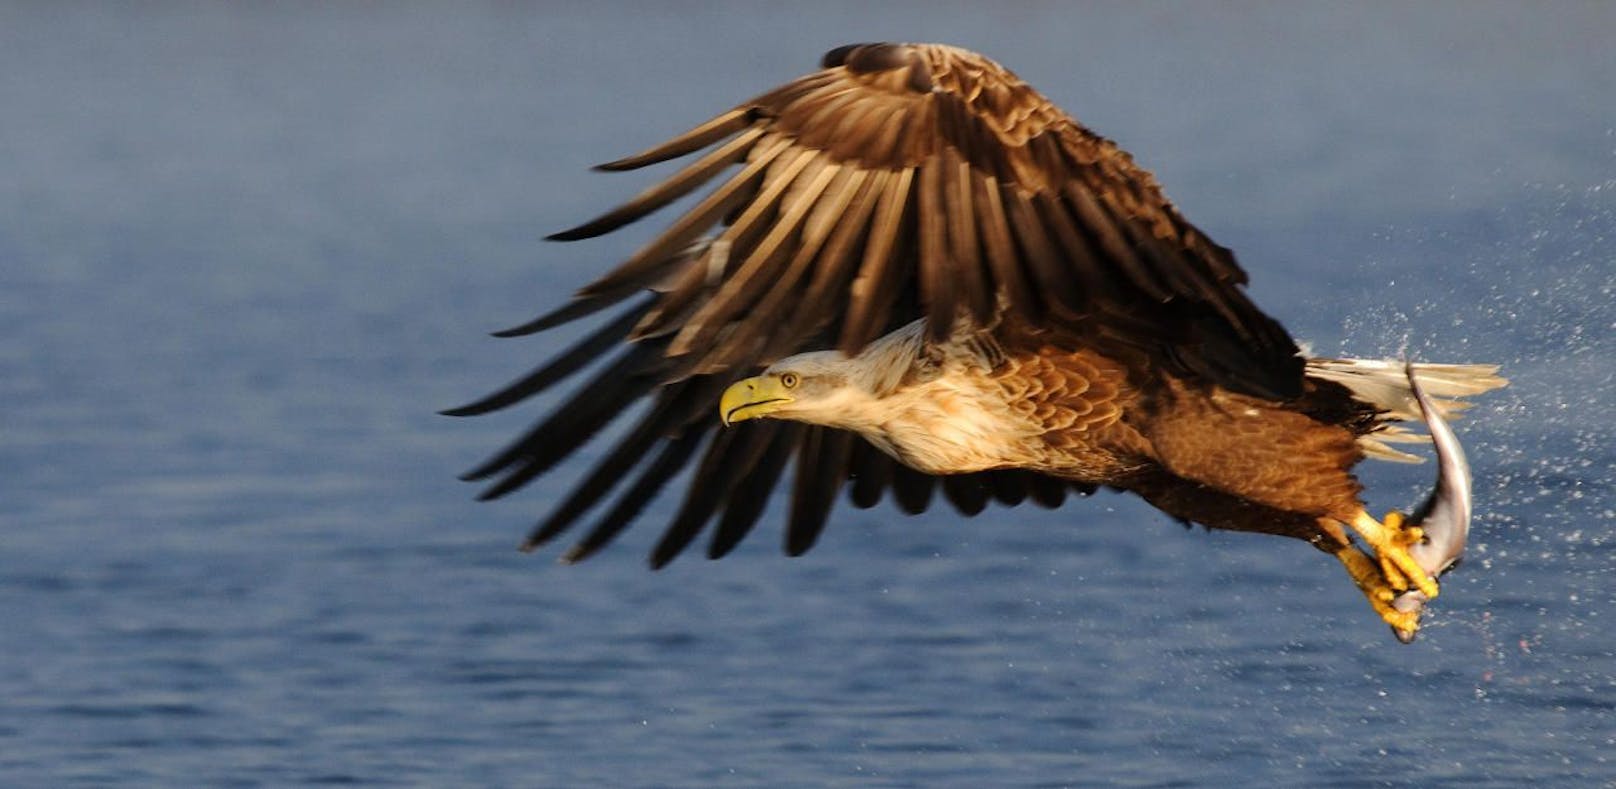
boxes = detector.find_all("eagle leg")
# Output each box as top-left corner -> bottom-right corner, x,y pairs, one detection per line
1331,542 -> 1421,637
1347,510 -> 1439,600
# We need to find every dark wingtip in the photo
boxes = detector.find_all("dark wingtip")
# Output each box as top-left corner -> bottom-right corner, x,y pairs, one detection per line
784,536 -> 818,557
545,226 -> 593,242
490,321 -> 545,339
491,294 -> 621,338
440,397 -> 509,418
457,458 -> 500,481
520,522 -> 559,555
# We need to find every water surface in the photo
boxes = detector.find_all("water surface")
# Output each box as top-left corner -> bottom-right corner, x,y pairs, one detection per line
3,4 -> 1614,786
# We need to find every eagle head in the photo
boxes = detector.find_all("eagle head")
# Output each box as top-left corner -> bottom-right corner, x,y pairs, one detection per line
719,351 -> 859,427
719,321 -> 938,431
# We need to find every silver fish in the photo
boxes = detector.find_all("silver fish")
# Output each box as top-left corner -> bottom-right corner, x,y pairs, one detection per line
1389,361 -> 1474,643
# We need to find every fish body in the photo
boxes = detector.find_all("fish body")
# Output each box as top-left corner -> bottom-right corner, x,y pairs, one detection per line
1389,361 -> 1475,642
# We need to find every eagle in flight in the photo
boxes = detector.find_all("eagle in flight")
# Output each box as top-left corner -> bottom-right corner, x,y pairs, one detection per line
448,43 -> 1505,640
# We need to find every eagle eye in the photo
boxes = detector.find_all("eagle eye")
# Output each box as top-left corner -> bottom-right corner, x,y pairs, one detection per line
779,372 -> 799,388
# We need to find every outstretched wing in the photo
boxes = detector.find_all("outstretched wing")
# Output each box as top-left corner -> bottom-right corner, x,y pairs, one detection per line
449,43 -> 1302,565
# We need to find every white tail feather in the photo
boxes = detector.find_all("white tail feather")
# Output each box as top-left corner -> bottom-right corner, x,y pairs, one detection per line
1305,357 -> 1507,464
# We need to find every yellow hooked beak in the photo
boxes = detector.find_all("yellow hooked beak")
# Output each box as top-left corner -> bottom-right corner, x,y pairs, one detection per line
720,375 -> 794,426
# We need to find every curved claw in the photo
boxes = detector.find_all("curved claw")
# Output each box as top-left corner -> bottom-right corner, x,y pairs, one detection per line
1334,545 -> 1420,636
1352,510 -> 1440,600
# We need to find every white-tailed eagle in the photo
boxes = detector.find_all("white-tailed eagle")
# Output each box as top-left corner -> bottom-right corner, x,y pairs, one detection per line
447,44 -> 1505,640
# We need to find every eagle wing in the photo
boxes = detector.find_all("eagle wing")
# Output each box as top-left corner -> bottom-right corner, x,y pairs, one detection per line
449,43 -> 1304,565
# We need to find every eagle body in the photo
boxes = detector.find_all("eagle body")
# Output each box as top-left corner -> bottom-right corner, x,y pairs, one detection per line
451,43 -> 1506,639
744,318 -> 1146,479
733,315 -> 1370,535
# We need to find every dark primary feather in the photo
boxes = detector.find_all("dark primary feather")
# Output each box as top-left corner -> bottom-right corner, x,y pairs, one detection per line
548,127 -> 766,243
555,428 -> 707,562
466,341 -> 665,499
452,43 -> 1305,565
520,374 -> 725,553
593,107 -> 756,172
442,297 -> 652,416
650,421 -> 783,568
708,423 -> 803,559
787,427 -> 854,555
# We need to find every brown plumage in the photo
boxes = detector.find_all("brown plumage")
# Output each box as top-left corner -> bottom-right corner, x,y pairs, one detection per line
448,44 -> 1505,637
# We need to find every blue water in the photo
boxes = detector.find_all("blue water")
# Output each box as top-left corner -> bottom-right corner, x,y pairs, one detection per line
4,4 -> 1614,786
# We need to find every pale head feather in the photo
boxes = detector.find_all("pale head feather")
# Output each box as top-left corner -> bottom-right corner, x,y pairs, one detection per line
759,321 -> 927,430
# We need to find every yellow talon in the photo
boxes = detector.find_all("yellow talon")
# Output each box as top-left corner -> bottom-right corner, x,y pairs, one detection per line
1385,510 -> 1435,598
1350,510 -> 1439,600
1334,545 -> 1420,634
1376,512 -> 1427,591
1383,511 -> 1428,548
1378,555 -> 1410,593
